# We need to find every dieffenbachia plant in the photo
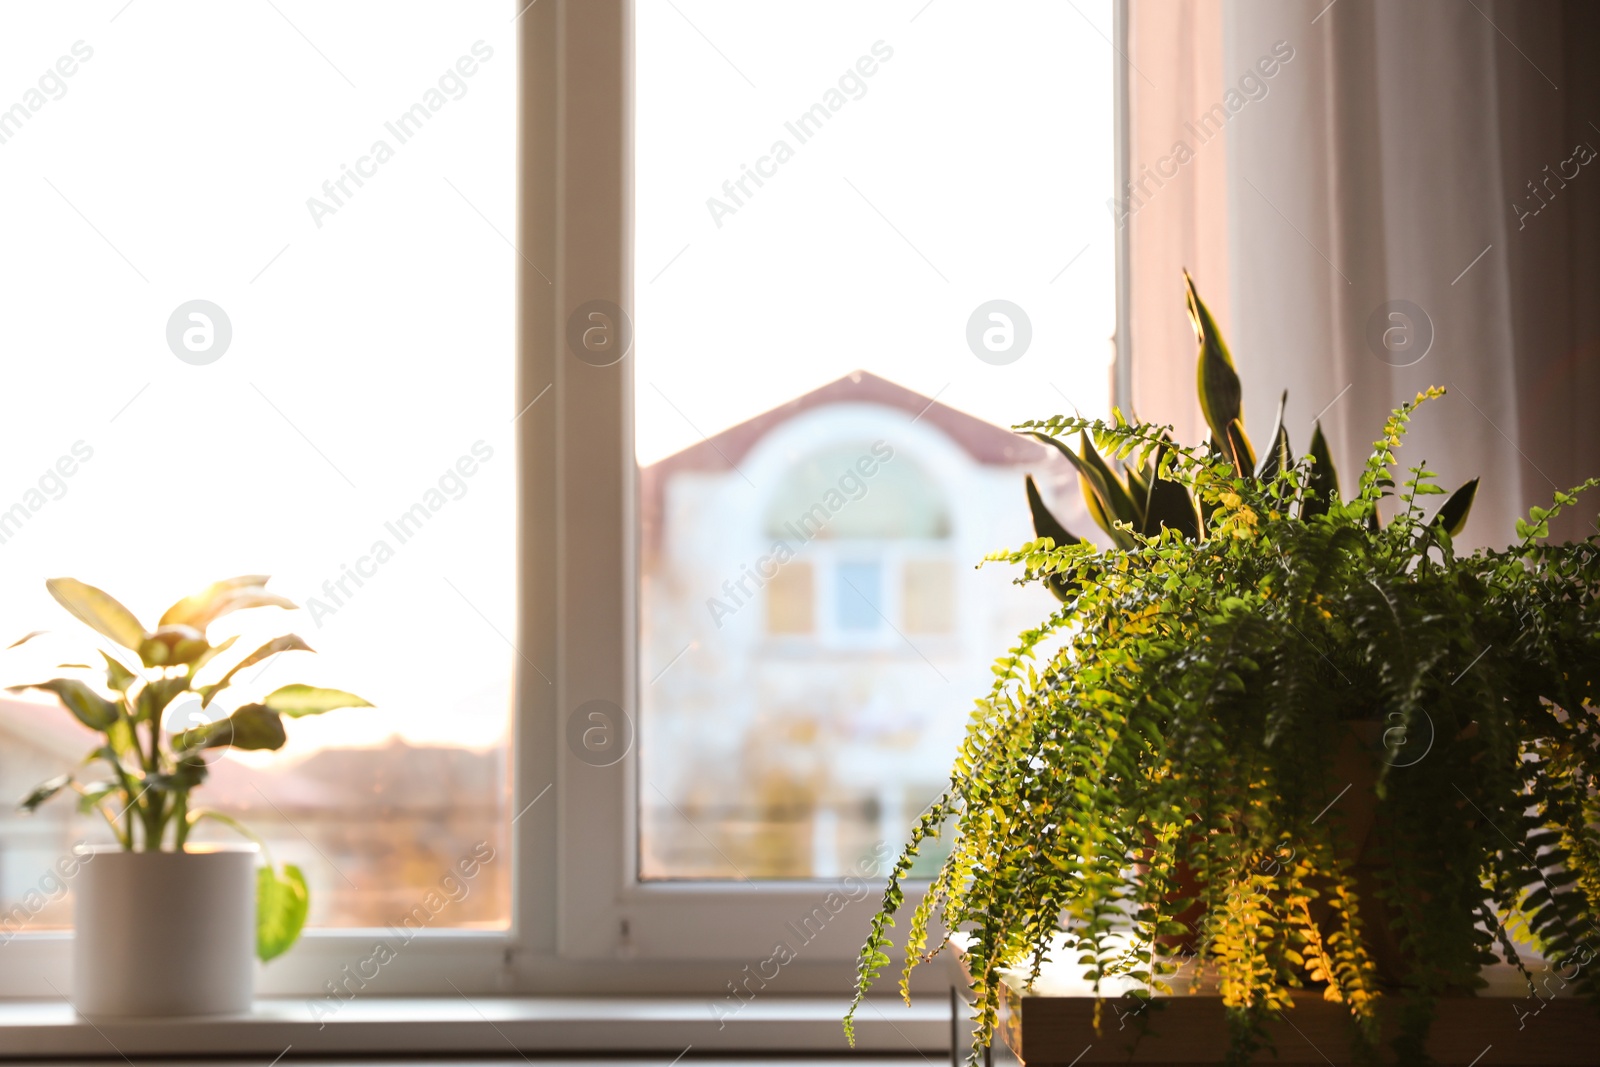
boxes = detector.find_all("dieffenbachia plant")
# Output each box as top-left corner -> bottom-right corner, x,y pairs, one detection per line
10,575 -> 371,961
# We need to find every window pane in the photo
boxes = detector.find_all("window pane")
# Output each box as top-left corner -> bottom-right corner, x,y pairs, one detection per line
0,2 -> 515,929
765,562 -> 815,634
638,0 -> 1114,879
903,559 -> 955,635
835,560 -> 884,632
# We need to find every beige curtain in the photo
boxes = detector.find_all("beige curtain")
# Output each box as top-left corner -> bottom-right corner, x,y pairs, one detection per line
1127,0 -> 1600,546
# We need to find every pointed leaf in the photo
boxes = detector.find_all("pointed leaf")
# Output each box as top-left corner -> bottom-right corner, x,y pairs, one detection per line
159,575 -> 274,631
1141,449 -> 1202,541
7,679 -> 120,731
8,630 -> 48,649
1079,433 -> 1143,528
1224,419 -> 1257,478
174,704 -> 286,752
1024,476 -> 1080,603
1187,271 -> 1242,444
199,635 -> 314,708
1302,422 -> 1341,519
1253,391 -> 1292,481
99,651 -> 137,692
1026,432 -> 1136,548
46,578 -> 145,650
19,773 -> 73,813
1024,475 -> 1081,548
257,863 -> 310,962
190,634 -> 239,677
1431,478 -> 1479,537
262,684 -> 372,717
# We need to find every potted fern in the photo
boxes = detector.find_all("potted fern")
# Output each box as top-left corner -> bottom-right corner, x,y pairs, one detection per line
12,575 -> 371,1017
847,279 -> 1600,1064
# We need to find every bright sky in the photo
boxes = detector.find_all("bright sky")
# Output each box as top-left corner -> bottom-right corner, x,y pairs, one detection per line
0,0 -> 1113,759
0,2 -> 518,755
635,0 -> 1115,465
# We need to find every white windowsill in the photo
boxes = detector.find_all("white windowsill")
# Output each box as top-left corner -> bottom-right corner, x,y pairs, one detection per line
0,995 -> 950,1060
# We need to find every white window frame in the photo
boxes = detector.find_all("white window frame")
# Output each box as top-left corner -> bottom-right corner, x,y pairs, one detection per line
0,0 -> 1131,1001
553,0 -> 1134,985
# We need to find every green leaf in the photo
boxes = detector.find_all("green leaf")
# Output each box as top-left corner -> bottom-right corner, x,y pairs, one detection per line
173,704 -> 287,752
199,635 -> 314,708
1432,477 -> 1480,537
1024,476 -> 1081,603
1024,475 -> 1081,547
7,678 -> 120,731
158,575 -> 276,632
19,773 -> 72,813
1223,418 -> 1257,479
137,625 -> 210,668
257,863 -> 310,962
1302,421 -> 1341,519
46,578 -> 146,651
1140,443 -> 1201,540
1026,432 -> 1137,548
189,634 -> 239,677
75,779 -> 119,814
1079,433 -> 1143,529
262,684 -> 372,717
1252,391 -> 1292,482
1187,271 -> 1241,445
99,651 -> 137,692
135,676 -> 191,724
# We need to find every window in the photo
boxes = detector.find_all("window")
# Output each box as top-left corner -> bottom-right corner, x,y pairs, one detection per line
0,0 -> 515,977
0,0 -> 1123,995
625,0 -> 1118,909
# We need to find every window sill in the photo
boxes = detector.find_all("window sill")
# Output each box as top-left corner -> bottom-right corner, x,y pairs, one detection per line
0,995 -> 948,1060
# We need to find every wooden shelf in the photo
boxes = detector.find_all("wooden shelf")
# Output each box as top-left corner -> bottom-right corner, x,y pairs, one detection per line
995,984 -> 1598,1066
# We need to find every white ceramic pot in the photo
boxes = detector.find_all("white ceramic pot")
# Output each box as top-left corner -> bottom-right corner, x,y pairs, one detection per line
73,845 -> 257,1017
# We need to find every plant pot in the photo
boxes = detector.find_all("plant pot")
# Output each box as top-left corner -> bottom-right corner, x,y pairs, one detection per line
73,845 -> 257,1017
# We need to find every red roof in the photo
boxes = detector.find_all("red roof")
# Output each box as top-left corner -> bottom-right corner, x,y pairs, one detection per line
640,370 -> 1069,554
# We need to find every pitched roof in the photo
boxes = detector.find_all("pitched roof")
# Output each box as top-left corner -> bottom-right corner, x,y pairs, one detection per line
640,371 -> 1074,554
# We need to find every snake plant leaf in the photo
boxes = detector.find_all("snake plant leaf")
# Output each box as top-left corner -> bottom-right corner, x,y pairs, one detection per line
7,678 -> 120,731
1025,475 -> 1081,603
158,575 -> 275,632
1026,432 -> 1138,549
1303,422 -> 1341,520
1141,450 -> 1202,541
46,578 -> 146,651
262,684 -> 373,717
173,704 -> 287,752
257,863 -> 310,963
1079,432 -> 1144,529
1025,475 -> 1081,547
198,634 -> 314,708
19,773 -> 73,813
99,651 -> 136,692
1253,391 -> 1293,482
1430,477 -> 1479,537
137,625 -> 210,668
1223,419 -> 1257,479
1186,272 -> 1242,445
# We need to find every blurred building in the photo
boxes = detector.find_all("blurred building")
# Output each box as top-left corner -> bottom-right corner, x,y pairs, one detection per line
639,371 -> 1085,879
0,699 -> 507,931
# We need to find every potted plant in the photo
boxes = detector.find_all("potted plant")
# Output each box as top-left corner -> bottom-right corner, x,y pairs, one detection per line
12,575 -> 371,1017
846,279 -> 1600,1064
